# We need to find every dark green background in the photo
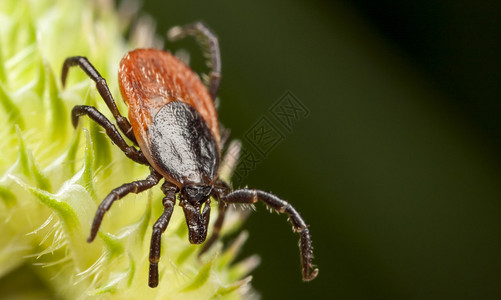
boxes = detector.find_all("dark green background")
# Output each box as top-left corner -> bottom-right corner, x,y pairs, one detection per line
141,0 -> 501,299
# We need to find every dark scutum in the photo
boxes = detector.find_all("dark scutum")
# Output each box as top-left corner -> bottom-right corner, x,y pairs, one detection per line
149,101 -> 219,186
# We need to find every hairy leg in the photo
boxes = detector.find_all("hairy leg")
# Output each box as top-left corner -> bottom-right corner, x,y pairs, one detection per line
222,188 -> 318,281
71,105 -> 147,164
148,181 -> 178,288
62,56 -> 137,143
88,170 -> 162,242
168,22 -> 221,101
199,180 -> 230,256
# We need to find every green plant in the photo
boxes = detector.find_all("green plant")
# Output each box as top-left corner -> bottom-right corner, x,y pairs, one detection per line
0,0 -> 256,298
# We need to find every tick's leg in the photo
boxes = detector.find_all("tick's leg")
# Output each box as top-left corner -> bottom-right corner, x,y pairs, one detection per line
72,105 -> 147,165
199,180 -> 230,256
198,202 -> 227,256
149,182 -> 178,288
222,189 -> 319,281
168,22 -> 221,100
198,201 -> 227,256
88,170 -> 162,243
62,56 -> 137,144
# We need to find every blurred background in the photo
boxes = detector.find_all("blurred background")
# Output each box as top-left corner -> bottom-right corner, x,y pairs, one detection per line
149,0 -> 501,299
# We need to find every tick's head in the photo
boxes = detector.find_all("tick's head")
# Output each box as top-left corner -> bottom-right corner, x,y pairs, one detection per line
179,185 -> 213,244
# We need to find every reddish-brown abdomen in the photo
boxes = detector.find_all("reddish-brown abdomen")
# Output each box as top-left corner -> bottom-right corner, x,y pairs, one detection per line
118,49 -> 219,142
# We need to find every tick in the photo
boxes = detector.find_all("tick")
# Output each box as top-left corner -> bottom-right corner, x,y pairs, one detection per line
61,22 -> 318,288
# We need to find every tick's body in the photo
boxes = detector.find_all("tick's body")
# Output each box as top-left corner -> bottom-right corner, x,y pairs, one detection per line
62,22 -> 317,288
119,49 -> 220,187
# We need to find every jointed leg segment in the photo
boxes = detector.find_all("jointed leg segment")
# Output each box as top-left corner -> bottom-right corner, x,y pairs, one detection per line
72,105 -> 147,165
87,170 -> 162,243
62,56 -> 137,144
148,181 -> 178,288
168,22 -> 221,100
199,180 -> 230,256
198,201 -> 227,256
222,188 -> 319,281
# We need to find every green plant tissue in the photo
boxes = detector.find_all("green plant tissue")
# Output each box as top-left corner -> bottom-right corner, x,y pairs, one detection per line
0,0 -> 257,298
